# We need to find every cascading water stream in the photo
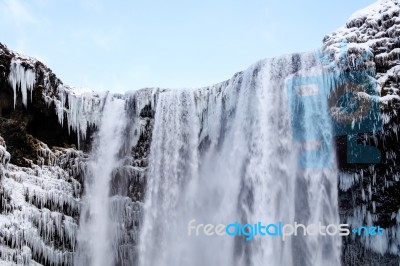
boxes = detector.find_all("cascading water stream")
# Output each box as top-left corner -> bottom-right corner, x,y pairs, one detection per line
138,53 -> 341,266
70,53 -> 342,266
138,90 -> 202,266
75,96 -> 127,266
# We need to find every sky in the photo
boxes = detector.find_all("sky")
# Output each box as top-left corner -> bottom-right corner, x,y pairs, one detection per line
0,0 -> 377,93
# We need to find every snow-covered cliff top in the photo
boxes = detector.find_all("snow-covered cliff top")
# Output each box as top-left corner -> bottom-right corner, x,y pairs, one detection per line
350,0 -> 399,21
323,0 -> 399,70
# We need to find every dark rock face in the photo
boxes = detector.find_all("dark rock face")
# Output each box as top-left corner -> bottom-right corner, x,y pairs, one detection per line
109,99 -> 155,266
0,43 -> 93,167
0,44 -> 96,265
323,1 -> 400,264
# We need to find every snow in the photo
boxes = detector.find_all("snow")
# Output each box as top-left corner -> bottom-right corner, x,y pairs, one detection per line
349,0 -> 399,21
323,0 -> 399,74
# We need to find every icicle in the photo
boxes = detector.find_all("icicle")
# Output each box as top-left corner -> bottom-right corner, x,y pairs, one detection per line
0,138 -> 83,266
8,58 -> 36,108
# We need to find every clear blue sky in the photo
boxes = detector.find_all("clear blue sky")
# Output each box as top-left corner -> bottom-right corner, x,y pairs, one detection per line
0,0 -> 376,93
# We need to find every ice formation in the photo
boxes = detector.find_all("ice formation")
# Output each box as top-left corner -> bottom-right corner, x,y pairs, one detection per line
7,55 -> 106,147
8,59 -> 36,108
52,85 -> 107,147
0,141 -> 84,265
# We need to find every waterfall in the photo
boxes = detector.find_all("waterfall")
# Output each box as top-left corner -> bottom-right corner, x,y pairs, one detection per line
69,52 -> 342,266
75,96 -> 128,266
138,53 -> 341,266
138,90 -> 201,266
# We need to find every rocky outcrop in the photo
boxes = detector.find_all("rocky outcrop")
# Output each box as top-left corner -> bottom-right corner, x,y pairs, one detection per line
0,43 -> 106,265
323,0 -> 400,264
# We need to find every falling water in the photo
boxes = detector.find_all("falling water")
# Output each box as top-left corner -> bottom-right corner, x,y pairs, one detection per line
139,53 -> 341,266
75,96 -> 127,266
138,90 -> 201,266
71,53 -> 341,266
